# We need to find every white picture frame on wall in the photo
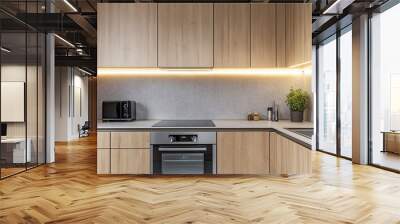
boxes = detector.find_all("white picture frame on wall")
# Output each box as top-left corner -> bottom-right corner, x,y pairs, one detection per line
1,81 -> 25,122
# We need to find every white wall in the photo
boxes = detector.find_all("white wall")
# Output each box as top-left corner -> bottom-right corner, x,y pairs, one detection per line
55,67 -> 89,141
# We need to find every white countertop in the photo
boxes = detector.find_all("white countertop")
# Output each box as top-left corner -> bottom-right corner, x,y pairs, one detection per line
97,119 -> 314,147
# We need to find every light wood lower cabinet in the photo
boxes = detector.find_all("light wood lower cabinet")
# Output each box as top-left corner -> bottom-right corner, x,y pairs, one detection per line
270,132 -> 312,176
97,148 -> 111,174
97,131 -> 150,174
97,132 -> 110,149
111,132 -> 150,149
217,132 -> 270,174
111,148 -> 150,174
97,132 -> 111,174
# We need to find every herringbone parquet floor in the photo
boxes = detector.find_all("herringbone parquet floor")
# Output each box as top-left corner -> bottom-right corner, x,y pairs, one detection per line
1,135 -> 400,224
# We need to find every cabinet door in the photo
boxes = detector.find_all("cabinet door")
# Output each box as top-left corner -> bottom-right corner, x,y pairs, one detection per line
97,132 -> 110,148
214,3 -> 250,67
111,132 -> 150,149
276,4 -> 287,67
270,132 -> 312,176
97,148 -> 110,174
111,149 -> 150,174
158,3 -> 213,68
285,3 -> 312,67
97,3 -> 157,67
217,132 -> 269,174
250,3 -> 276,68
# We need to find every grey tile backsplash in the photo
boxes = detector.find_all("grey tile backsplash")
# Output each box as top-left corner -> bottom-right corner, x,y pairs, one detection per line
97,75 -> 312,120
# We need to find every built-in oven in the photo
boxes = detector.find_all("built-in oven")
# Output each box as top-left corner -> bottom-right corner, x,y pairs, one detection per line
151,132 -> 216,175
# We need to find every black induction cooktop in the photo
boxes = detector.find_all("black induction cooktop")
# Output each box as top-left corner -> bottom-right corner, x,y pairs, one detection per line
152,120 -> 215,128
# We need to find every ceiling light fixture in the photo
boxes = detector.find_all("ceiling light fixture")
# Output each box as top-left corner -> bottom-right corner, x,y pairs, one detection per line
1,47 -> 11,53
78,67 -> 93,76
97,68 -> 310,77
322,0 -> 354,15
63,0 -> 78,12
54,34 -> 75,48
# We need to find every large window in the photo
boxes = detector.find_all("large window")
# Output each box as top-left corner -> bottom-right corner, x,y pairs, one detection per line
340,29 -> 352,158
370,3 -> 400,171
318,36 -> 337,154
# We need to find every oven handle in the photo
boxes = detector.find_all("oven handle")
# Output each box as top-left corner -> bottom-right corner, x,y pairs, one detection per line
158,147 -> 207,152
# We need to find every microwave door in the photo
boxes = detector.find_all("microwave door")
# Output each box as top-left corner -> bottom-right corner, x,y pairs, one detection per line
103,102 -> 120,120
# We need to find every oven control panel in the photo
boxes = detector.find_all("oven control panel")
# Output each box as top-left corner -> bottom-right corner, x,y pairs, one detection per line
169,135 -> 198,143
151,132 -> 216,145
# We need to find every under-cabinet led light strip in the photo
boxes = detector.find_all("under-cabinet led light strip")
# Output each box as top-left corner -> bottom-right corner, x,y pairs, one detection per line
322,0 -> 354,15
97,68 -> 311,77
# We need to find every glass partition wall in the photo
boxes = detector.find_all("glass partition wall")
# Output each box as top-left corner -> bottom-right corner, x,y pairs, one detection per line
370,3 -> 400,171
0,3 -> 46,179
317,27 -> 353,159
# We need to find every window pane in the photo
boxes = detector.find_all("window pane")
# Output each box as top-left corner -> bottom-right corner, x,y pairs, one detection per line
340,29 -> 352,158
371,3 -> 400,171
318,37 -> 337,154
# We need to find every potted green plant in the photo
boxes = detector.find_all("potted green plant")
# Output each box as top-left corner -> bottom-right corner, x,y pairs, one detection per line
285,88 -> 309,122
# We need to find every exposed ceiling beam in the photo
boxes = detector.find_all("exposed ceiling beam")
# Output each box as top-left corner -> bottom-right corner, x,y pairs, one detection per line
67,14 -> 97,39
55,55 -> 96,69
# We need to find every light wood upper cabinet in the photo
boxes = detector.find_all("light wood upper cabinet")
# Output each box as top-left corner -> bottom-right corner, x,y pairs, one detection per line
97,3 -> 157,67
250,4 -> 277,68
217,132 -> 270,174
158,3 -> 214,68
276,4 -> 287,67
214,3 -> 250,67
111,132 -> 150,149
285,3 -> 312,67
96,3 -> 311,69
250,3 -> 311,68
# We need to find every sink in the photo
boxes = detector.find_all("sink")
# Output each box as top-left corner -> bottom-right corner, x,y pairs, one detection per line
286,128 -> 314,139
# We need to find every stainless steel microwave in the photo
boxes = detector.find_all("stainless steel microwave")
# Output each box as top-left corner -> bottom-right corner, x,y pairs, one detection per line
102,101 -> 136,121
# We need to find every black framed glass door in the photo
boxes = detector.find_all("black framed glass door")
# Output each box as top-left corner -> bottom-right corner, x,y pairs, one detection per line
316,26 -> 353,159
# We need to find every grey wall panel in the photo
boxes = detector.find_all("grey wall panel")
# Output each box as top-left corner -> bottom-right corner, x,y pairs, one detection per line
97,75 -> 312,120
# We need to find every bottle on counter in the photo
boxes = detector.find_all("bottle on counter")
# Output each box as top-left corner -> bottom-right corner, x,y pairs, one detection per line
267,107 -> 273,121
274,104 -> 279,121
272,101 -> 279,122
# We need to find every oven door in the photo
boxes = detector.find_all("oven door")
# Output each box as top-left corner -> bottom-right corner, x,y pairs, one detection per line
152,145 -> 214,174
